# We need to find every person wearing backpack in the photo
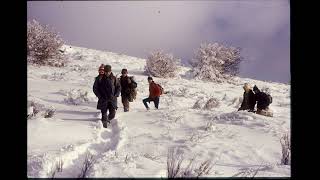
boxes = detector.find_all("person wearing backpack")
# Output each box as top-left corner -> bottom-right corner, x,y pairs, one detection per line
238,83 -> 256,112
93,65 -> 121,128
119,68 -> 137,112
142,76 -> 162,110
253,85 -> 273,117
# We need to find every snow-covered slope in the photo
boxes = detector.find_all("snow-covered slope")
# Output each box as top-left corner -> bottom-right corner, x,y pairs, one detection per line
27,45 -> 290,177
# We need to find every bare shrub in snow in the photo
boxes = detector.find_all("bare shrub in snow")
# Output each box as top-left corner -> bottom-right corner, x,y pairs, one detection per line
48,158 -> 64,178
280,132 -> 291,165
41,72 -> 68,81
49,167 -> 57,178
78,152 -> 96,178
232,167 -> 261,177
27,100 -> 45,119
143,153 -> 161,161
169,87 -> 189,97
167,148 -> 184,178
27,101 -> 40,119
192,100 -> 202,109
44,107 -> 56,118
72,51 -> 84,60
203,98 -> 220,110
145,50 -> 180,78
192,97 -> 206,109
167,148 -> 214,178
179,156 -> 195,177
193,160 -> 214,177
189,131 -> 210,143
28,98 -> 57,119
27,19 -> 65,66
221,93 -> 228,101
55,158 -> 64,172
124,154 -> 129,164
70,64 -> 89,72
64,89 -> 89,105
189,42 -> 242,82
204,121 -> 216,132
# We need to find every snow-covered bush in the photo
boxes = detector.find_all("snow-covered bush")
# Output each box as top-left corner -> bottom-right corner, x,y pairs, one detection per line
203,98 -> 220,110
64,89 -> 89,105
280,133 -> 290,165
145,50 -> 180,78
27,19 -> 65,66
189,42 -> 242,82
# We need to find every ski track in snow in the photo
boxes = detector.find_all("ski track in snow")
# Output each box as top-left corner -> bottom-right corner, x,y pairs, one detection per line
28,45 -> 290,177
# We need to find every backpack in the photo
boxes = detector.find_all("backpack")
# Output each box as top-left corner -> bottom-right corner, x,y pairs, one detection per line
128,77 -> 137,102
262,92 -> 272,105
156,83 -> 164,95
260,87 -> 272,105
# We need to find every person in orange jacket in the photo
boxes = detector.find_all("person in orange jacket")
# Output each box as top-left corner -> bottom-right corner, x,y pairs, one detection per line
142,76 -> 161,110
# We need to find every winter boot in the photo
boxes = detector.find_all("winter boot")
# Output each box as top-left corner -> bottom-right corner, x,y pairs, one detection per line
102,120 -> 109,128
101,113 -> 109,128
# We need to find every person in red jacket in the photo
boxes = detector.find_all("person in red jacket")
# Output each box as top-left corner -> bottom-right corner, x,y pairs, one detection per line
143,76 -> 161,110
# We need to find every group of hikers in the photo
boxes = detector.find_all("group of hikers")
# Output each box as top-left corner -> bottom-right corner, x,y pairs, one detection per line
93,64 -> 273,128
93,64 -> 163,128
238,83 -> 273,117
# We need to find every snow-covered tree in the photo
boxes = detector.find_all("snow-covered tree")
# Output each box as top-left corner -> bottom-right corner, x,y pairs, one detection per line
189,42 -> 242,82
145,50 -> 180,78
27,19 -> 65,66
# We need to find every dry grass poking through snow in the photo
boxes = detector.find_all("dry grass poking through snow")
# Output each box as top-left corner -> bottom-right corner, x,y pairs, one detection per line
280,132 -> 291,165
167,148 -> 214,178
78,152 -> 96,178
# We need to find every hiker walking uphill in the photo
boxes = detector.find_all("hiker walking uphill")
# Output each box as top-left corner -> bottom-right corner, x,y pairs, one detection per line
93,64 -> 121,128
253,85 -> 273,117
119,68 -> 137,112
142,76 -> 163,110
238,83 -> 256,112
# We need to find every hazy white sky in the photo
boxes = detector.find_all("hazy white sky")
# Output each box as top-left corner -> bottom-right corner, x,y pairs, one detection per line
27,1 -> 290,83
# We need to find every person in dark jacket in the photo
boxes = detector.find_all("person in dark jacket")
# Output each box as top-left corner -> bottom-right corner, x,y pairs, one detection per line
238,83 -> 256,112
253,85 -> 273,117
93,64 -> 121,127
142,77 -> 161,110
119,68 -> 137,112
